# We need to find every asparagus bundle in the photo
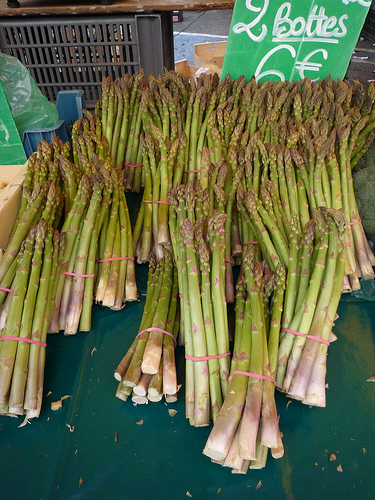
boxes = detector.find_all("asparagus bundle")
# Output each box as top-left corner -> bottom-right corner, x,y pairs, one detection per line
114,250 -> 179,404
203,250 -> 285,472
239,76 -> 375,289
94,167 -> 138,310
0,220 -> 62,418
167,183 -> 231,426
276,208 -> 347,406
238,176 -> 350,406
0,148 -> 65,309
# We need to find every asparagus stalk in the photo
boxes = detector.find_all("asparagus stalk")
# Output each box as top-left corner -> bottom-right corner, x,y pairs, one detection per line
181,217 -> 210,427
0,230 -> 35,403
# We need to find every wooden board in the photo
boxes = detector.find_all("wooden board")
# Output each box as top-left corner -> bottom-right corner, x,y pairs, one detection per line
0,0 -> 235,16
0,162 -> 27,249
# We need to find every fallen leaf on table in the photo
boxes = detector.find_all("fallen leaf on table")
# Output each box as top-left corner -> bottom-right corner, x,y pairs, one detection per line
366,376 -> 375,382
51,395 -> 72,411
136,419 -> 143,425
186,492 -> 192,497
256,480 -> 262,489
337,465 -> 343,472
79,477 -> 83,487
363,448 -> 366,454
168,409 -> 177,417
216,487 -> 221,493
329,454 -> 337,461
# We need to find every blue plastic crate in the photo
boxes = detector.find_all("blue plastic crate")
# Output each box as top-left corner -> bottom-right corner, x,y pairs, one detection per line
22,119 -> 70,158
56,90 -> 86,126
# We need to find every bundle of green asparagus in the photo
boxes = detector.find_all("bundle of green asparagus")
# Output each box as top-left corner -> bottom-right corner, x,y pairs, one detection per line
276,208 -> 347,406
0,144 -> 65,310
93,168 -> 137,310
234,76 -> 375,291
238,178 -> 349,404
57,116 -> 138,324
167,182 -> 232,426
0,219 -> 62,418
101,72 -> 146,187
203,250 -> 285,472
114,250 -> 179,404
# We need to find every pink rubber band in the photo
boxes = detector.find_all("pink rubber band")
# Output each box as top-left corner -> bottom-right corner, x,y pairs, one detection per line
0,286 -> 14,294
224,259 -> 233,264
123,163 -> 143,168
185,351 -> 231,361
61,271 -> 95,278
96,257 -> 134,262
228,370 -> 276,385
141,200 -> 171,206
179,293 -> 183,298
185,170 -> 202,173
243,241 -> 259,247
137,327 -> 177,348
348,220 -> 361,225
0,335 -> 47,347
280,328 -> 330,346
344,242 -> 352,247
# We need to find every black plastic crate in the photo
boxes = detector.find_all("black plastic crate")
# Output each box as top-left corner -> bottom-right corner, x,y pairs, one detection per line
0,13 -> 174,108
361,9 -> 375,42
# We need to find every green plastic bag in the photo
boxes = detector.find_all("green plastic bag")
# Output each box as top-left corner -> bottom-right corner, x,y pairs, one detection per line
0,53 -> 58,138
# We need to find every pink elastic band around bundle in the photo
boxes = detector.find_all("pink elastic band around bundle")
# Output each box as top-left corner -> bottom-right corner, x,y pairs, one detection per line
185,351 -> 231,362
344,242 -> 352,247
61,271 -> 95,278
0,335 -> 47,347
96,257 -> 134,262
228,370 -> 276,385
224,259 -> 233,264
185,170 -> 202,173
137,327 -> 177,348
348,220 -> 361,225
280,328 -> 330,346
141,200 -> 171,206
0,286 -> 14,294
243,241 -> 259,247
124,163 -> 143,168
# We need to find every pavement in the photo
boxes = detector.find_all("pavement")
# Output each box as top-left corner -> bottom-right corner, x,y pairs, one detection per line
173,9 -> 232,65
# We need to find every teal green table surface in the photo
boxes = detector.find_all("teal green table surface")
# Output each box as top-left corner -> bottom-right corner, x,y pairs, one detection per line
0,263 -> 374,500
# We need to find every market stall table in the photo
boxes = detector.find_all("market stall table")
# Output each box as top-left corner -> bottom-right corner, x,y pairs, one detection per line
0,256 -> 374,499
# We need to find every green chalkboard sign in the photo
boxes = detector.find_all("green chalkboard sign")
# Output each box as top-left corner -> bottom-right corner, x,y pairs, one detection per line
222,0 -> 371,83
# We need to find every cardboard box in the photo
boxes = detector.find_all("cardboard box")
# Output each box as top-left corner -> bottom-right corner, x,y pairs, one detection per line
175,59 -> 198,79
0,163 -> 27,249
194,41 -> 227,70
